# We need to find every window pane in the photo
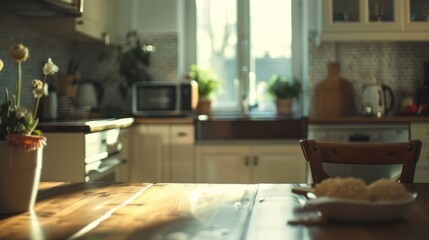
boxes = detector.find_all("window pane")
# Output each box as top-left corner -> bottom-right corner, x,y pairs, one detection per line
250,0 -> 292,113
196,0 -> 238,110
196,0 -> 293,114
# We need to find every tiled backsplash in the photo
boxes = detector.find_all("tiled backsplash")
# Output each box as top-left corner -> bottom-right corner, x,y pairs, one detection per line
74,33 -> 178,116
0,10 -> 74,109
0,9 -> 178,117
308,41 -> 429,115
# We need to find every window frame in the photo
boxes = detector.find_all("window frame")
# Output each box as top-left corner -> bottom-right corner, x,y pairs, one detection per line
180,0 -> 306,115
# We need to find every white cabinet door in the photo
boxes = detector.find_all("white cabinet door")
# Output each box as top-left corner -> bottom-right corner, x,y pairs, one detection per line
76,0 -> 118,43
251,145 -> 306,183
195,143 -> 306,184
403,0 -> 429,31
410,123 -> 429,183
322,0 -> 402,32
130,125 -> 170,183
319,0 -> 429,41
118,128 -> 130,182
42,133 -> 85,182
170,125 -> 195,183
130,123 -> 195,183
196,145 -> 251,183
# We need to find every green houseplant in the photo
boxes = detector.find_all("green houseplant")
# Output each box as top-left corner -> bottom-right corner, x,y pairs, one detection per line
186,64 -> 221,115
267,75 -> 301,115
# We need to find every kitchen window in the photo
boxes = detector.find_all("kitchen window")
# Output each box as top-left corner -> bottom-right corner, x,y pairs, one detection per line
184,0 -> 305,115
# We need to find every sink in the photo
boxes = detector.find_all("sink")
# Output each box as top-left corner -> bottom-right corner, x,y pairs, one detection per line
195,114 -> 307,140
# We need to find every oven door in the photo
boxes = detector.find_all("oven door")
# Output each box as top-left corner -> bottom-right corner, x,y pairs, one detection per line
85,154 -> 124,182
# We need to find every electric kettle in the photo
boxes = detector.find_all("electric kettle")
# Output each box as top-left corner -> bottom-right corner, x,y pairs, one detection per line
362,84 -> 395,116
75,79 -> 103,111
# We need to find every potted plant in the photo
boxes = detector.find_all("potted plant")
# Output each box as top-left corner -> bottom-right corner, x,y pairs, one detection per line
186,64 -> 221,115
267,75 -> 301,115
0,43 -> 58,214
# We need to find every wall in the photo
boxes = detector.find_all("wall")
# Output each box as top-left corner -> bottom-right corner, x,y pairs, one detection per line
0,10 -> 74,109
307,41 -> 429,115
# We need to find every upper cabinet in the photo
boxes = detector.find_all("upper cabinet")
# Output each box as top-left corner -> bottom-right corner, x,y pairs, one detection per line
319,0 -> 429,41
403,0 -> 429,31
28,0 -> 118,44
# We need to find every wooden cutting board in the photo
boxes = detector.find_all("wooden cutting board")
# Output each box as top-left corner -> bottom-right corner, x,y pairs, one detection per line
316,62 -> 354,115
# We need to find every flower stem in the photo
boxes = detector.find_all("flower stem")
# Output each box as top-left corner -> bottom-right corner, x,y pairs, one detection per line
14,61 -> 22,107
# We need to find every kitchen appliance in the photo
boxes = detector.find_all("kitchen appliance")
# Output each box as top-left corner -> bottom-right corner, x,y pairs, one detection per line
362,84 -> 395,116
0,0 -> 83,17
41,91 -> 58,120
132,80 -> 199,116
75,79 -> 103,111
307,123 -> 409,183
85,128 -> 125,182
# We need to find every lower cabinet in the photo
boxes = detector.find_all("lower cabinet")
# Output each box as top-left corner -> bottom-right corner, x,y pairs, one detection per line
410,123 -> 429,183
195,142 -> 306,183
130,123 -> 195,183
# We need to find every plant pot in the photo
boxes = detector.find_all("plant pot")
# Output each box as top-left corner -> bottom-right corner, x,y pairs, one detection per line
0,140 -> 43,214
275,98 -> 293,116
198,100 -> 212,115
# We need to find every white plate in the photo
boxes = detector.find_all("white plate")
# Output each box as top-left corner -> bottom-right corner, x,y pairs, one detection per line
306,193 -> 417,222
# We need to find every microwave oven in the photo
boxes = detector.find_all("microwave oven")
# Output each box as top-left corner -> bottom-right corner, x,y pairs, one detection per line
132,81 -> 199,116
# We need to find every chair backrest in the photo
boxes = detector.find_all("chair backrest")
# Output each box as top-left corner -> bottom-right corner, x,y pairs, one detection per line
299,139 -> 422,184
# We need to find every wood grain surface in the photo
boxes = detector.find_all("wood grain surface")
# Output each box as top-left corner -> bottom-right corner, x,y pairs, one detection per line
316,62 -> 354,116
77,183 -> 258,240
1,182 -> 429,240
0,182 -> 152,240
247,183 -> 429,240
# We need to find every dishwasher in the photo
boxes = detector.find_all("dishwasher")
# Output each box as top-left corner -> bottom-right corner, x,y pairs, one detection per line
307,123 -> 409,183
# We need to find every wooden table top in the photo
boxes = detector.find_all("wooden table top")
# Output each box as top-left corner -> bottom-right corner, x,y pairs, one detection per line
0,182 -> 428,240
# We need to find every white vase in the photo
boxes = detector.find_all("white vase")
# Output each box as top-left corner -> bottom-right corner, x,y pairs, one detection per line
0,140 -> 43,214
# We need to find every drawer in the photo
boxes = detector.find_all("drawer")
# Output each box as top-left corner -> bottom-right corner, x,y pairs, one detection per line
171,125 -> 194,144
410,123 -> 429,143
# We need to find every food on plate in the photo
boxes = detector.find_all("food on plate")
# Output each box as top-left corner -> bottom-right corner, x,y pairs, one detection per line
315,177 -> 410,202
315,177 -> 370,201
368,178 -> 410,201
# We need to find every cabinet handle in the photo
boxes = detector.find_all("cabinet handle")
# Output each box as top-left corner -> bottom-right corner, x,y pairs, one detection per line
253,156 -> 258,166
244,156 -> 250,166
102,32 -> 110,46
177,132 -> 187,137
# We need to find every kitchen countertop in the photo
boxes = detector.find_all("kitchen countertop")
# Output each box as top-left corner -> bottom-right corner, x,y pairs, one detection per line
308,115 -> 429,124
38,117 -> 135,133
134,116 -> 194,124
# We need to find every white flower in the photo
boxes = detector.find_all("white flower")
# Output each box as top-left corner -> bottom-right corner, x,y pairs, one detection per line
0,58 -> 3,71
32,79 -> 43,89
43,58 -> 59,75
32,80 -> 48,98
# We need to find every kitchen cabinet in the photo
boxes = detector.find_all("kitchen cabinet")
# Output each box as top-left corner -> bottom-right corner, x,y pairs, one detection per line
118,128 -> 131,182
28,0 -> 118,44
75,0 -> 118,44
195,142 -> 306,184
319,0 -> 429,41
403,0 -> 429,31
130,123 -> 195,183
410,123 -> 429,183
41,128 -> 129,182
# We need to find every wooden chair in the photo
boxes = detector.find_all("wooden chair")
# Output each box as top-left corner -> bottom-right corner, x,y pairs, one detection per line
299,139 -> 422,184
